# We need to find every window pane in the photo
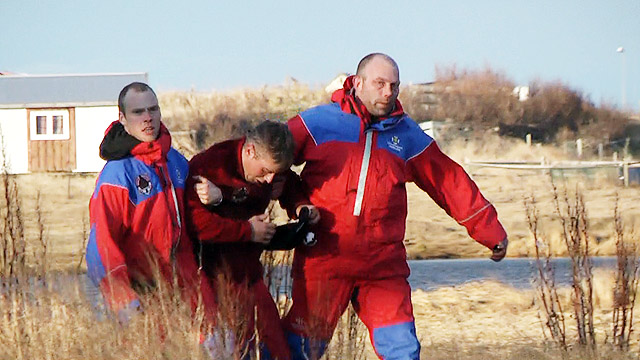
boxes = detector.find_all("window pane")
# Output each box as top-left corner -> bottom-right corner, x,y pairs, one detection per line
36,116 -> 47,134
52,115 -> 64,134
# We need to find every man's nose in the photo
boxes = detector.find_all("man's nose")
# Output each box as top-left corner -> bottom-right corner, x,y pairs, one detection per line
142,109 -> 153,121
264,173 -> 275,184
381,84 -> 393,97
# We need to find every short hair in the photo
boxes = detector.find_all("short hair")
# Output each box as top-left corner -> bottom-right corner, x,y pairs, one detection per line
118,82 -> 157,113
246,120 -> 294,170
356,53 -> 399,78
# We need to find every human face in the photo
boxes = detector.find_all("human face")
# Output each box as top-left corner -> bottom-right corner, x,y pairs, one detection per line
354,56 -> 400,117
119,90 -> 161,142
242,143 -> 281,184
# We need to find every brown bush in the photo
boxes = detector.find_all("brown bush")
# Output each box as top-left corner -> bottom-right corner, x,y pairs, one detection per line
414,65 -> 635,149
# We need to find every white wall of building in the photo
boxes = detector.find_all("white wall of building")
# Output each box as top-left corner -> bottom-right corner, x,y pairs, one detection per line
0,109 -> 29,174
75,106 -> 118,172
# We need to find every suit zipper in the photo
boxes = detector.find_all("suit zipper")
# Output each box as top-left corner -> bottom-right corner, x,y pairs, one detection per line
157,164 -> 182,263
353,131 -> 373,216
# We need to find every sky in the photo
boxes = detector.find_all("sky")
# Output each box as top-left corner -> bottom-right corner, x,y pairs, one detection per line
1,0 -> 639,111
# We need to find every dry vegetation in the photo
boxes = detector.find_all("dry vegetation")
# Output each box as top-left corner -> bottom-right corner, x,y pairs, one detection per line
159,81 -> 329,158
2,71 -> 640,358
399,65 -> 636,155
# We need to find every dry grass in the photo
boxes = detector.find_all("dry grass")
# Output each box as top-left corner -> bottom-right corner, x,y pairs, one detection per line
0,275 -> 210,360
4,274 -> 640,359
158,83 -> 329,158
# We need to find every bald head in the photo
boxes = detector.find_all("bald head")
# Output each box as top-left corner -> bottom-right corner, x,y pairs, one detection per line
353,53 -> 401,117
356,53 -> 399,79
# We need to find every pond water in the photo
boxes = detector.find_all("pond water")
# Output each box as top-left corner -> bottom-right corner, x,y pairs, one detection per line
8,257 -> 617,308
407,257 -> 618,291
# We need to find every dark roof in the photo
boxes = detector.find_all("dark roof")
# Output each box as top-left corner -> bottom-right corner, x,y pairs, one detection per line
0,73 -> 148,108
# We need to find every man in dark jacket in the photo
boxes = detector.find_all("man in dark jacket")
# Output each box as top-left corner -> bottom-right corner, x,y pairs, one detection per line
186,120 -> 319,360
85,82 -> 216,327
282,54 -> 509,360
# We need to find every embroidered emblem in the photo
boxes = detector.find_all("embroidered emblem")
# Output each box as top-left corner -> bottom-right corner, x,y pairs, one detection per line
174,167 -> 183,184
231,187 -> 249,203
388,135 -> 403,152
136,174 -> 152,195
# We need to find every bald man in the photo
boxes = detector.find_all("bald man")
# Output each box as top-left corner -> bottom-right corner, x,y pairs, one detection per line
282,53 -> 508,359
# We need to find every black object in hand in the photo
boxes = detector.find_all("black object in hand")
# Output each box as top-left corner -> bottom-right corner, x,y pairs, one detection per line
264,207 -> 316,251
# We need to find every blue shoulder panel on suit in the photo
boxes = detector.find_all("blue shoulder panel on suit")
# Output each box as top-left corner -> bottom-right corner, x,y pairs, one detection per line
375,116 -> 433,162
299,103 -> 361,145
94,158 -> 162,205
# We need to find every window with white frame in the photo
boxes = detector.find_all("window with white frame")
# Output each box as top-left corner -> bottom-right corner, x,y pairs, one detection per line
29,109 -> 70,140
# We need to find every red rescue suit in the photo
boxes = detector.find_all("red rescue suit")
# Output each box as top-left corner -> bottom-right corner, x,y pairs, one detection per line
283,76 -> 507,359
86,121 -> 216,326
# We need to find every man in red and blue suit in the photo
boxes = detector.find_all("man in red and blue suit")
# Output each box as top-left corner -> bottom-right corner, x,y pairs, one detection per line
85,82 -> 216,327
282,53 -> 509,360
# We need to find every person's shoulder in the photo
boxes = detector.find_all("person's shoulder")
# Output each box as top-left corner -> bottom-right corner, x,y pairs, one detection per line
397,116 -> 432,140
95,158 -> 136,190
168,147 -> 188,165
382,115 -> 435,161
300,103 -> 341,118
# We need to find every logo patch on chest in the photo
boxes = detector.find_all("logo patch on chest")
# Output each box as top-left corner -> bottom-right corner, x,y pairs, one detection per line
387,135 -> 403,152
136,174 -> 152,195
231,187 -> 249,203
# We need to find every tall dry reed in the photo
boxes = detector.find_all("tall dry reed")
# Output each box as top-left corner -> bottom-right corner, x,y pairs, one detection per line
612,194 -> 639,350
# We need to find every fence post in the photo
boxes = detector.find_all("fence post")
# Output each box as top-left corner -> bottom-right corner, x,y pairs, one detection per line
598,143 -> 604,160
624,137 -> 630,160
623,162 -> 630,187
576,138 -> 583,158
526,133 -> 532,146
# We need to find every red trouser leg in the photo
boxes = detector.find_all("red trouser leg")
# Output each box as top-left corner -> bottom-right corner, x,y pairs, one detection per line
283,276 -> 420,360
253,280 -> 291,360
283,277 -> 354,359
353,277 -> 420,360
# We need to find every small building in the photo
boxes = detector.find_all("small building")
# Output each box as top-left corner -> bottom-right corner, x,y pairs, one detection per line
419,120 -> 445,139
0,72 -> 147,174
325,73 -> 349,93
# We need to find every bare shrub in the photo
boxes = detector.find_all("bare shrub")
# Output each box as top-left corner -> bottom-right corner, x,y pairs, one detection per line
526,193 -> 567,350
429,65 -> 519,130
323,305 -> 368,360
612,195 -> 639,350
421,65 -> 634,151
552,182 -> 596,348
0,127 -> 27,278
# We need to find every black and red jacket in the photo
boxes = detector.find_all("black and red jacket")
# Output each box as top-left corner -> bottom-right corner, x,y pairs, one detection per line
185,138 -> 306,284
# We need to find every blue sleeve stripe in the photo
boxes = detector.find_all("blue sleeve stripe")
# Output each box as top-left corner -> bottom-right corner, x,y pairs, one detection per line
85,225 -> 107,286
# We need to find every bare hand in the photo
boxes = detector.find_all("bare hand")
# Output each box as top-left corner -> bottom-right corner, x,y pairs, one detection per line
296,205 -> 320,225
490,238 -> 508,262
248,214 -> 276,244
193,175 -> 222,206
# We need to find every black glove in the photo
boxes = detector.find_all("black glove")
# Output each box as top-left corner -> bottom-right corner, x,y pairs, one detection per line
264,207 -> 316,251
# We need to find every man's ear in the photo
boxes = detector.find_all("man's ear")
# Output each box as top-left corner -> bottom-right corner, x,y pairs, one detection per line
245,142 -> 257,159
353,75 -> 363,92
118,112 -> 127,126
